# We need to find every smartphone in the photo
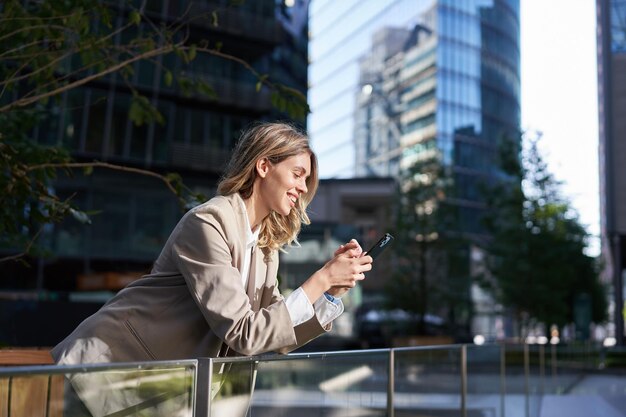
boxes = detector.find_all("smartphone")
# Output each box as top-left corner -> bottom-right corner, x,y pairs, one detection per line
365,233 -> 394,260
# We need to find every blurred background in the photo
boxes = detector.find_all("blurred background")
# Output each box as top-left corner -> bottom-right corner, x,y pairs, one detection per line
0,0 -> 624,353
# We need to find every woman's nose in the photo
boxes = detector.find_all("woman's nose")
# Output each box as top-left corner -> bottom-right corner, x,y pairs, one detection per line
297,179 -> 307,194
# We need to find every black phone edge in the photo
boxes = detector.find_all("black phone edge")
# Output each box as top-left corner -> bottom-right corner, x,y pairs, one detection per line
366,232 -> 394,260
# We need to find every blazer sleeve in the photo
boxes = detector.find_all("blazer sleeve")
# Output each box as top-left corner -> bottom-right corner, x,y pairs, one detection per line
269,268 -> 332,354
171,208 -> 298,356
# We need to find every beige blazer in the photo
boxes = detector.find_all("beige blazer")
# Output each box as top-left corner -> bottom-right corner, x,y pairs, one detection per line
52,193 -> 329,366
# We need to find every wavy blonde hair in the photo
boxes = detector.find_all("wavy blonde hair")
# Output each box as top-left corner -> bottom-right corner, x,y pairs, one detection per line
217,122 -> 318,258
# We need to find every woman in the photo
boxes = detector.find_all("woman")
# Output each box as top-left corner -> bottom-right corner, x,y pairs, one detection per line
52,122 -> 373,415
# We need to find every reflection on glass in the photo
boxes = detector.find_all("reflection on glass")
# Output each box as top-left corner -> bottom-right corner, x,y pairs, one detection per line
466,344 -> 504,417
211,361 -> 256,417
211,352 -> 389,417
0,363 -> 195,417
394,346 -> 463,415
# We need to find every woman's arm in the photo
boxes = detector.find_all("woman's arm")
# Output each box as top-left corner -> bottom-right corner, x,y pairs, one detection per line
301,240 -> 371,301
172,208 -> 297,356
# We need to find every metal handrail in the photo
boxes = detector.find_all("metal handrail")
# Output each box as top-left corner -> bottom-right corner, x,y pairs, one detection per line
0,344 -> 623,417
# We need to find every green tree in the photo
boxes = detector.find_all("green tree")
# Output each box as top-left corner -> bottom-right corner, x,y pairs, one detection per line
480,133 -> 607,337
387,150 -> 472,337
0,0 -> 309,262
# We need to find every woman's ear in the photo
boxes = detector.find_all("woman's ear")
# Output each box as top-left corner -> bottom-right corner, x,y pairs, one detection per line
256,158 -> 270,178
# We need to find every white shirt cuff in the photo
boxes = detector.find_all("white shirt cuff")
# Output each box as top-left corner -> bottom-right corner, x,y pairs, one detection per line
284,287 -> 345,327
285,286 -> 315,326
313,293 -> 344,327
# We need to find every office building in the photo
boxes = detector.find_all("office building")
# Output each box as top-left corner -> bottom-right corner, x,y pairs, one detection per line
309,0 -> 520,337
597,0 -> 626,344
309,0 -> 520,235
0,0 -> 309,293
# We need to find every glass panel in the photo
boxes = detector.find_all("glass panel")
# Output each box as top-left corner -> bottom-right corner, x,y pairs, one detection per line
544,343 -> 582,395
211,351 -> 389,416
502,344 -> 527,417
0,362 -> 196,417
131,193 -> 176,256
91,190 -> 130,256
527,345 -> 543,417
394,346 -> 463,416
62,90 -> 86,151
54,191 -> 87,257
84,88 -> 108,155
108,94 -> 131,157
466,344 -> 504,417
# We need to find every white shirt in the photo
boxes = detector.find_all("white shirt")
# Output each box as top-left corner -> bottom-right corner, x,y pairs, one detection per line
237,194 -> 343,327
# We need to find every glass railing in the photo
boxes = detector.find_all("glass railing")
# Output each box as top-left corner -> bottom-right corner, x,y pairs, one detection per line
0,360 -> 196,417
206,349 -> 391,416
1,345 -> 625,416
394,345 -> 463,416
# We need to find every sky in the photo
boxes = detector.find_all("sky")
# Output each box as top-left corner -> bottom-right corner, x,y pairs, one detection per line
520,0 -> 600,256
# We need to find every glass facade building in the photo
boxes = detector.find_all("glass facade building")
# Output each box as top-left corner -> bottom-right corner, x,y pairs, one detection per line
308,0 -> 520,339
1,0 -> 309,292
309,0 -> 520,238
597,0 -> 626,344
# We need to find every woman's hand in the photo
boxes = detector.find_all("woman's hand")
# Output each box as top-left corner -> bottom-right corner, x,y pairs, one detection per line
333,239 -> 363,257
301,239 -> 372,302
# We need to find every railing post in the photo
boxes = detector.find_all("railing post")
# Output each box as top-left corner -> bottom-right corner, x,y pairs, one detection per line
500,344 -> 506,417
461,344 -> 467,417
194,358 -> 212,417
539,345 -> 546,398
524,344 -> 529,417
387,349 -> 395,417
551,343 -> 557,381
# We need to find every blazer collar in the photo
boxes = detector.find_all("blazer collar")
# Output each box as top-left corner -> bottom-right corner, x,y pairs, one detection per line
223,193 -> 267,310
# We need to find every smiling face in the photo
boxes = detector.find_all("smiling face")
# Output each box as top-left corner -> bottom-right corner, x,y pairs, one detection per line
256,152 -> 311,217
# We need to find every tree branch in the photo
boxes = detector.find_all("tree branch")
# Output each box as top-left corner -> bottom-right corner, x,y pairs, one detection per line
0,24 -> 70,43
0,43 -> 177,113
25,161 -> 182,200
0,37 -> 64,59
0,18 -> 138,89
0,227 -> 43,263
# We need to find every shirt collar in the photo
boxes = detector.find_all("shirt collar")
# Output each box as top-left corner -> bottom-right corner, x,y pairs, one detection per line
236,193 -> 260,248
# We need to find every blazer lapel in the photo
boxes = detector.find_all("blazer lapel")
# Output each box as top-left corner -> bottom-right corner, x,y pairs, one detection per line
227,194 -> 248,273
247,247 -> 266,311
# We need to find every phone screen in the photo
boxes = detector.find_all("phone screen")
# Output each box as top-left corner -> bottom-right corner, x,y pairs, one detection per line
365,233 -> 394,260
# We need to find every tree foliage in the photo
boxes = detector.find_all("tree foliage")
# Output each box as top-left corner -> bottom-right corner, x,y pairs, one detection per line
0,0 -> 310,262
387,151 -> 472,336
480,133 -> 607,333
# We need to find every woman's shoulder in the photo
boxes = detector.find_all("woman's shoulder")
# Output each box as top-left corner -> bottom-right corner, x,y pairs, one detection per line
186,194 -> 242,227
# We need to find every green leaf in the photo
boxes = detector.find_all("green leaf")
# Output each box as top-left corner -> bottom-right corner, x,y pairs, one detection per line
178,77 -> 193,97
188,45 -> 197,62
212,11 -> 219,27
141,38 -> 156,53
129,98 -> 145,125
83,166 -> 93,176
255,74 -> 268,93
101,8 -> 113,28
197,80 -> 217,99
164,70 -> 173,87
153,108 -> 165,125
129,10 -> 141,26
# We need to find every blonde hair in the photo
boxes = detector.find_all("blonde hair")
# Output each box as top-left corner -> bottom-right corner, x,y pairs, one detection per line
217,122 -> 319,257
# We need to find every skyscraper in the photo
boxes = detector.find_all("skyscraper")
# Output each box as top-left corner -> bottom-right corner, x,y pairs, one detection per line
597,0 -> 626,344
308,0 -> 520,338
309,0 -> 520,236
0,0 -> 309,292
